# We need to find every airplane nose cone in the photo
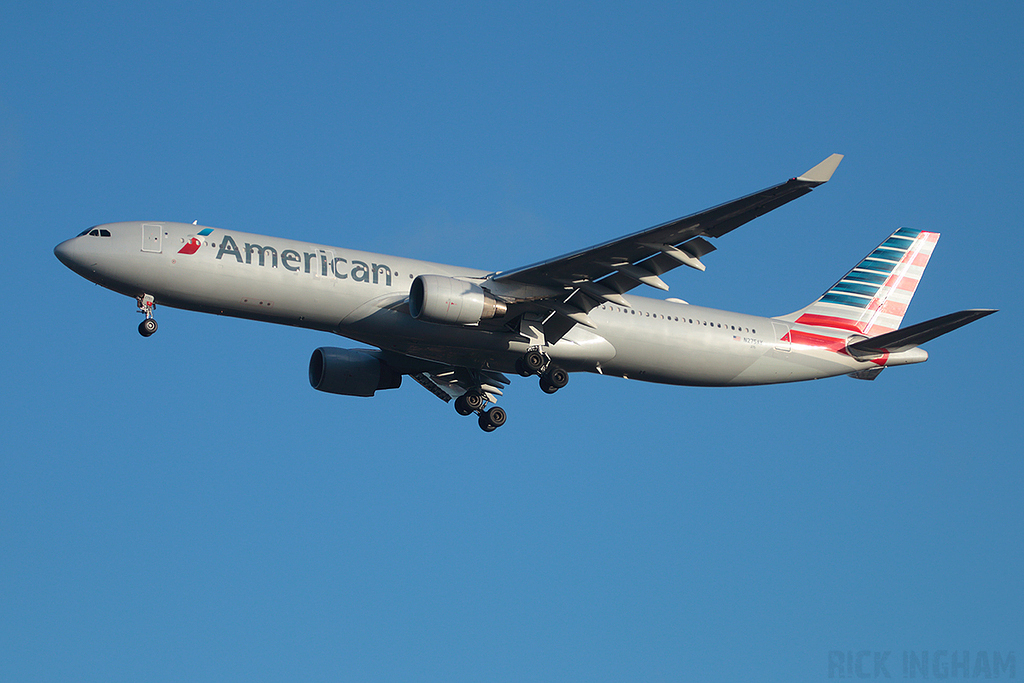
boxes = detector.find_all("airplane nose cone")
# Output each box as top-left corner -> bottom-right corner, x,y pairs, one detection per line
54,236 -> 94,277
54,238 -> 76,267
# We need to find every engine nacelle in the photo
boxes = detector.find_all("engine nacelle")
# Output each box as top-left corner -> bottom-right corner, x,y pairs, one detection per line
409,275 -> 507,325
308,347 -> 402,397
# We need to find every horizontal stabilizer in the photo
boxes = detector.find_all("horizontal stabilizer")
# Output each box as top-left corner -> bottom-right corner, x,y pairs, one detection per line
847,309 -> 997,355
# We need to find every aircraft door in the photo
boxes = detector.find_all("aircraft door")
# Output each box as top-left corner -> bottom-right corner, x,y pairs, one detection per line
141,224 -> 162,253
771,320 -> 791,352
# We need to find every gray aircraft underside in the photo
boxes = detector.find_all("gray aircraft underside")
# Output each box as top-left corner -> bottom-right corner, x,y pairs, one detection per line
54,155 -> 994,431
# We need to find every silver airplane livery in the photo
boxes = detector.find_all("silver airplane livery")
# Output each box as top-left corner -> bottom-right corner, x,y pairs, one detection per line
55,155 -> 994,431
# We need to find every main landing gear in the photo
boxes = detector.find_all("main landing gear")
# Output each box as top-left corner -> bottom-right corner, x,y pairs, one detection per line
455,349 -> 567,433
453,390 -> 507,432
137,294 -> 158,337
515,349 -> 569,394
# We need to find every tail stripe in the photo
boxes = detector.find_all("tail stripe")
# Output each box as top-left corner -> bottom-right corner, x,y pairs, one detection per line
790,314 -> 863,332
890,274 -> 920,292
845,271 -> 888,285
881,236 -> 915,249
821,292 -> 872,307
859,258 -> 899,274
910,251 -> 932,267
832,281 -> 883,297
872,247 -> 905,261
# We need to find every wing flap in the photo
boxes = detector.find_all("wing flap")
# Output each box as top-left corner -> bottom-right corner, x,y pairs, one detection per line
410,365 -> 512,404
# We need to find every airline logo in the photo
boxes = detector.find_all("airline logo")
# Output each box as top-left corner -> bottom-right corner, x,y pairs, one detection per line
796,228 -> 938,336
178,228 -> 214,255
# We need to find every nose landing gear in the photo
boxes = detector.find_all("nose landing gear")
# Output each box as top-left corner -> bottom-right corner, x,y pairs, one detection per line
137,294 -> 158,337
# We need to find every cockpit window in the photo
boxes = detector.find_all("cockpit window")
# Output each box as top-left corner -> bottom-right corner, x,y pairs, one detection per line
100,229 -> 111,237
89,229 -> 100,236
80,227 -> 112,237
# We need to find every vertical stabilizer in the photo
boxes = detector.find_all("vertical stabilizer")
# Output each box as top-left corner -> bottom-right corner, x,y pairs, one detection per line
781,228 -> 939,335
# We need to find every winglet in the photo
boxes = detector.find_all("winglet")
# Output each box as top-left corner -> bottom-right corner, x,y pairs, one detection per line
797,153 -> 844,184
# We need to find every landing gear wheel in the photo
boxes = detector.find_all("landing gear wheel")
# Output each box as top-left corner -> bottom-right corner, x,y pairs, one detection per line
462,391 -> 485,412
540,365 -> 568,394
515,357 -> 533,378
454,394 -> 475,416
522,349 -> 545,375
478,406 -> 507,432
139,318 -> 158,337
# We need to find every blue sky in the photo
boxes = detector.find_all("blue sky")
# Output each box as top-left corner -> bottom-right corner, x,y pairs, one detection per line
3,2 -> 1021,681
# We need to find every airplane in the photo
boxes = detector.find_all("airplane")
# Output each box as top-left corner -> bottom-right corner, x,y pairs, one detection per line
54,154 -> 995,431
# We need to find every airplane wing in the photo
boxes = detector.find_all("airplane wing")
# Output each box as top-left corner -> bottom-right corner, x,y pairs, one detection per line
490,154 -> 843,338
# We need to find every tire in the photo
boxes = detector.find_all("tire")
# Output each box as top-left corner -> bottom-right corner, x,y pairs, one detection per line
463,391 -> 485,412
523,350 -> 545,374
485,406 -> 506,427
545,366 -> 569,389
139,318 -> 158,337
454,395 -> 474,416
515,358 -> 532,378
478,406 -> 506,430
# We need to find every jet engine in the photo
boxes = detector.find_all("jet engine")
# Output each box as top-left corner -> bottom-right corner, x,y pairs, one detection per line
308,347 -> 402,397
409,275 -> 507,325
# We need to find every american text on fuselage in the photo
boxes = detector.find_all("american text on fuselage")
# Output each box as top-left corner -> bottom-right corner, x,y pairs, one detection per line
216,234 -> 394,285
